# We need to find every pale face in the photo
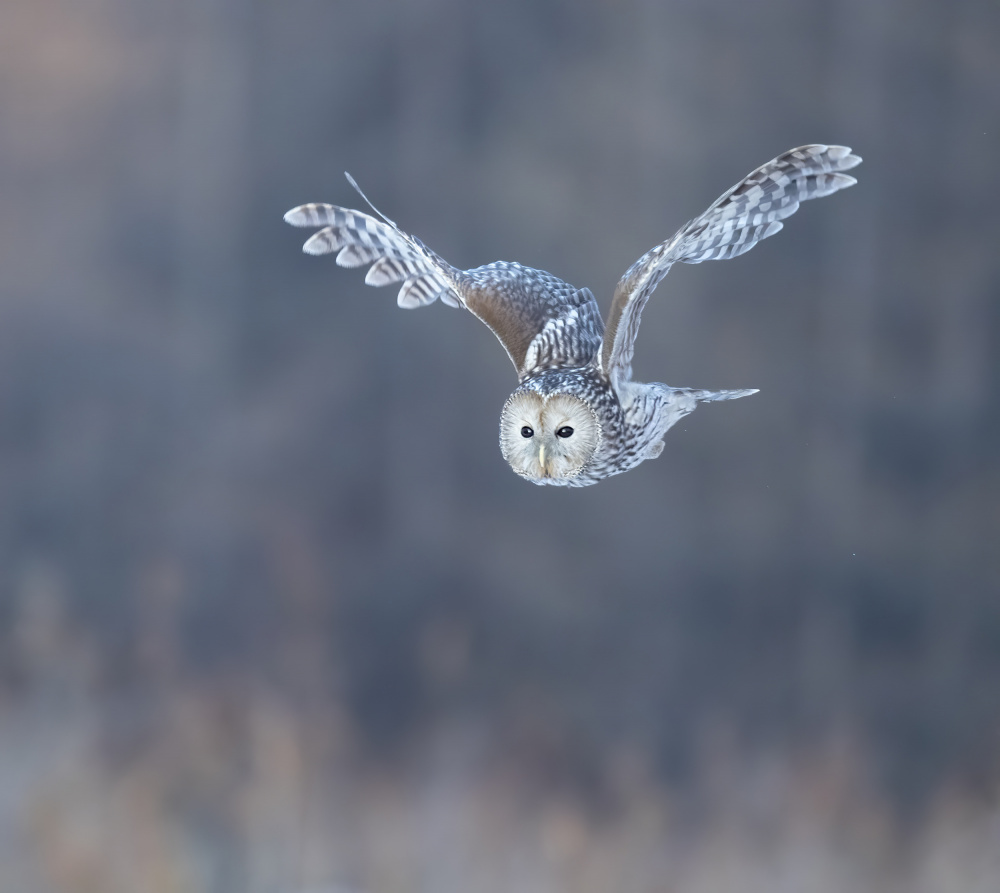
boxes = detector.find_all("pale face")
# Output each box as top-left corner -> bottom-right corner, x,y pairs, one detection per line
500,391 -> 600,482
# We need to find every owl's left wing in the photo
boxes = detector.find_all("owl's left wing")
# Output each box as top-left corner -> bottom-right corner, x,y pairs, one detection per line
600,145 -> 862,385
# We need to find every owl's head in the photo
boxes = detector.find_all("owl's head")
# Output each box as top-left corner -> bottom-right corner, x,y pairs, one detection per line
500,390 -> 600,483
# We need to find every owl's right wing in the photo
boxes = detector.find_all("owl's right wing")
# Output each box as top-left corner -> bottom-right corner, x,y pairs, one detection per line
284,199 -> 466,309
286,179 -> 604,379
599,144 -> 862,386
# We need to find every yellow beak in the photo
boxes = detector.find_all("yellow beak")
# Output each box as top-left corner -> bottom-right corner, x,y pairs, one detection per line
538,443 -> 548,477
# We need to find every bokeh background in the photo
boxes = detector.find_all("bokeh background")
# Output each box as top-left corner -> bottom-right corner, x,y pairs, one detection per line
2,0 -> 999,890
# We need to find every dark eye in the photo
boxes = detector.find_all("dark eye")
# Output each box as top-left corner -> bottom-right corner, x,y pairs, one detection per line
556,426 -> 574,438
520,426 -> 534,438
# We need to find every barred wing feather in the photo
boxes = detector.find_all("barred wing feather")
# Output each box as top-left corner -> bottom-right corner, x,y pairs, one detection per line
283,202 -> 464,309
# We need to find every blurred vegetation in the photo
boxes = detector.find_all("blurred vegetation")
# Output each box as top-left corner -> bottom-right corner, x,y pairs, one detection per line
1,0 -> 999,890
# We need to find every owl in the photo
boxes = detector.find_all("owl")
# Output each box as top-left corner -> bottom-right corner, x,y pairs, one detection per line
285,144 -> 860,486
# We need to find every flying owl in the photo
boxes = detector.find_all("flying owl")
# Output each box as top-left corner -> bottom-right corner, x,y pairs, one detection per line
285,144 -> 860,486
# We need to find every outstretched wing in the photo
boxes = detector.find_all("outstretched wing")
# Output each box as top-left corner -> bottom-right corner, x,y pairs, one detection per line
284,200 -> 465,309
600,144 -> 862,385
285,177 -> 604,380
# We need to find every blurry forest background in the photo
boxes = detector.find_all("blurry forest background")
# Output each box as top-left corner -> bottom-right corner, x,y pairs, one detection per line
1,0 -> 999,891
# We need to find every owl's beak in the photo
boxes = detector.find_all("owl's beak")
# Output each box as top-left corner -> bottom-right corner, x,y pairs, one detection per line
538,443 -> 549,477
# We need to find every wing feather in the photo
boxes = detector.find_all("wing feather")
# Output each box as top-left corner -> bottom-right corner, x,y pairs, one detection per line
286,199 -> 462,309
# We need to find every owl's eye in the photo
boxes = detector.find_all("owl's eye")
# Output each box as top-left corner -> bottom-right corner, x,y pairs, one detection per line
556,426 -> 574,438
520,426 -> 534,438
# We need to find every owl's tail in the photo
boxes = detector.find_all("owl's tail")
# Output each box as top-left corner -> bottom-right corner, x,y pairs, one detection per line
284,175 -> 464,309
638,385 -> 759,460
670,387 -> 759,402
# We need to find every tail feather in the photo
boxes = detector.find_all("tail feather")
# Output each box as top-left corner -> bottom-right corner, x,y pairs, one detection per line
670,387 -> 760,402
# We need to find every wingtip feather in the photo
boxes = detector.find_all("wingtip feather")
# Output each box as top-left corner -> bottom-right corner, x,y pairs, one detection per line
302,227 -> 343,255
285,203 -> 339,227
826,145 -> 863,170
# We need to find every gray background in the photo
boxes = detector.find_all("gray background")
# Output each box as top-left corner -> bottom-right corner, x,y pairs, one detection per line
1,0 -> 998,890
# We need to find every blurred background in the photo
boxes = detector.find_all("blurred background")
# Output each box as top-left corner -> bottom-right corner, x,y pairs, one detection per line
1,0 -> 999,890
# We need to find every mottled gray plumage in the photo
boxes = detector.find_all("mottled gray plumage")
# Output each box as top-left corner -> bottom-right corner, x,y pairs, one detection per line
285,145 -> 861,486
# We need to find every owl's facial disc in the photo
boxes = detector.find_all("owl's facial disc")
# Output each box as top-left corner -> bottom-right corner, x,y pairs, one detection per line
500,392 -> 600,481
